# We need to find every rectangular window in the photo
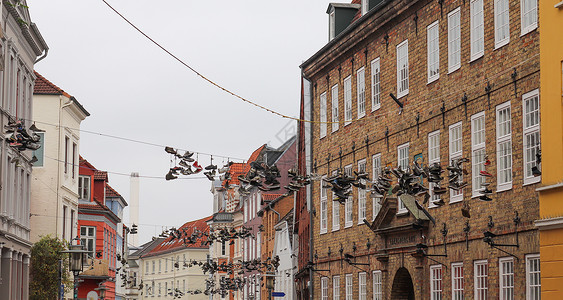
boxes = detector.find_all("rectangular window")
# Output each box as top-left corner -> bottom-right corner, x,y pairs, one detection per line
72,142 -> 77,178
32,132 -> 45,167
320,92 -> 327,138
430,265 -> 443,300
332,84 -> 339,132
428,130 -> 441,206
333,276 -> 340,300
448,8 -> 461,73
357,67 -> 366,118
427,21 -> 440,83
494,0 -> 510,48
332,170 -> 340,231
62,205 -> 67,241
526,254 -> 540,300
520,0 -> 537,35
470,0 -> 485,61
496,102 -> 512,191
78,175 -> 90,200
449,122 -> 463,202
452,262 -> 464,300
64,136 -> 69,174
70,210 -> 75,239
371,58 -> 381,111
373,270 -> 382,300
145,261 -> 149,275
499,257 -> 514,299
359,272 -> 367,300
358,159 -> 367,223
321,277 -> 329,300
80,226 -> 96,259
396,40 -> 409,98
345,274 -> 353,300
397,143 -> 409,213
471,112 -> 486,196
320,176 -> 328,234
523,90 -> 540,185
372,154 -> 382,219
344,165 -> 353,227
221,241 -> 226,256
344,76 -> 352,125
474,260 -> 488,300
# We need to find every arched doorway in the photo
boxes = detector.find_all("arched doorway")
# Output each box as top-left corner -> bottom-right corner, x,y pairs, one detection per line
390,267 -> 415,300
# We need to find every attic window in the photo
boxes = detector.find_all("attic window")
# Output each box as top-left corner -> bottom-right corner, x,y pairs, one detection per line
329,8 -> 336,40
361,0 -> 369,15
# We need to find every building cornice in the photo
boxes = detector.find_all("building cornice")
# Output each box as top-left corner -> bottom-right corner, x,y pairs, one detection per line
535,216 -> 563,231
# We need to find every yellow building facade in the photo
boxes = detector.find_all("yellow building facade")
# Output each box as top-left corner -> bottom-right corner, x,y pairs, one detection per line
537,1 -> 563,299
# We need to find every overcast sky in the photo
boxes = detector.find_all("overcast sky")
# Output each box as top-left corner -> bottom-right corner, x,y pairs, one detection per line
28,0 -> 331,245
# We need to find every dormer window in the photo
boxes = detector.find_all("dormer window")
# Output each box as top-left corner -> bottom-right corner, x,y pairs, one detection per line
361,0 -> 369,15
78,175 -> 90,200
329,8 -> 336,40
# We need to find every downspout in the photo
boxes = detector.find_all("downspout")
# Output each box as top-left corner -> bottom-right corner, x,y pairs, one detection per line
56,96 -> 73,237
301,72 -> 314,300
31,23 -> 49,64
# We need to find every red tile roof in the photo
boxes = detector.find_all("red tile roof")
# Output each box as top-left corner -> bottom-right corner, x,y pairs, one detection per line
145,216 -> 212,256
225,162 -> 247,186
242,144 -> 266,174
105,183 -> 122,198
33,72 -> 72,98
262,194 -> 284,202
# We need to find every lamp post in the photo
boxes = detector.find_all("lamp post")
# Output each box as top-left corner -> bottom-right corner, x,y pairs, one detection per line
95,284 -> 108,300
265,272 -> 275,300
62,242 -> 89,300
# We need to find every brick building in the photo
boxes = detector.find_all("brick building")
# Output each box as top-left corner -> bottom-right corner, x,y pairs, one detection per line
300,0 -> 540,299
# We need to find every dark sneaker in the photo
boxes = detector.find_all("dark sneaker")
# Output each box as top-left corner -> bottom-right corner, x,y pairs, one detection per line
478,195 -> 492,201
531,165 -> 541,177
165,147 -> 177,155
461,202 -> 471,218
29,123 -> 45,132
165,171 -> 178,181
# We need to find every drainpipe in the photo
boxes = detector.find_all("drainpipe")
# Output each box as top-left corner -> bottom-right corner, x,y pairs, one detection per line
301,72 -> 314,300
31,23 -> 49,64
56,96 -> 73,237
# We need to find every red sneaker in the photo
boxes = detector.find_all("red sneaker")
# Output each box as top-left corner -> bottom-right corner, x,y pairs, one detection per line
479,170 -> 493,177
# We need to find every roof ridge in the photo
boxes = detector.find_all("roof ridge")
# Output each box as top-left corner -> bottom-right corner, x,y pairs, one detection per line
33,71 -> 72,98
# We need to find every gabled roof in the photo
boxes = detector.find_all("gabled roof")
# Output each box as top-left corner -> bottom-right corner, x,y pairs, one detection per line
94,170 -> 108,181
105,183 -> 122,198
78,197 -> 121,224
144,216 -> 212,257
33,72 -> 90,116
129,238 -> 165,259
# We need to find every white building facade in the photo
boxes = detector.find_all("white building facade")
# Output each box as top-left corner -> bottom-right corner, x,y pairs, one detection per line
0,1 -> 48,298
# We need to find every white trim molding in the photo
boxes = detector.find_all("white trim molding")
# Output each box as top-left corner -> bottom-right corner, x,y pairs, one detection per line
535,216 -> 563,231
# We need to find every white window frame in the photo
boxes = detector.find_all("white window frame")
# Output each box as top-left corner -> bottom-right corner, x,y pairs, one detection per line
449,122 -> 463,202
430,265 -> 443,300
78,175 -> 91,201
499,257 -> 514,299
526,254 -> 540,300
471,112 -> 486,197
329,9 -> 336,41
397,143 -> 409,214
371,58 -> 381,111
373,270 -> 382,300
428,130 -> 441,207
470,0 -> 485,61
520,0 -> 537,36
321,277 -> 329,300
344,165 -> 354,227
522,89 -> 540,185
451,262 -> 464,300
345,274 -> 353,300
427,21 -> 440,83
361,0 -> 369,15
372,154 -> 382,219
494,0 -> 510,49
357,67 -> 366,118
80,226 -> 96,259
332,170 -> 340,231
333,276 -> 341,300
344,76 -> 353,126
474,259 -> 488,300
332,84 -> 340,132
496,101 -> 513,192
448,7 -> 461,73
359,272 -> 367,300
320,176 -> 328,234
320,92 -> 327,138
358,159 -> 367,224
396,40 -> 409,98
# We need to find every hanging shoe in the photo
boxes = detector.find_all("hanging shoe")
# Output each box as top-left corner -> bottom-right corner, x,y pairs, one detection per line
531,165 -> 541,177
29,123 -> 45,132
461,202 -> 471,218
479,187 -> 492,195
479,170 -> 493,177
478,195 -> 492,201
165,171 -> 178,181
205,164 -> 217,171
24,142 -> 41,150
484,158 -> 491,166
29,155 -> 38,164
433,186 -> 447,194
432,198 -> 445,206
193,161 -> 203,173
165,146 -> 177,155
480,182 -> 491,187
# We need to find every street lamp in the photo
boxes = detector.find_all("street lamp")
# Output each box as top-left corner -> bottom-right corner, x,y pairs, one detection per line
62,242 -> 89,300
95,284 -> 108,300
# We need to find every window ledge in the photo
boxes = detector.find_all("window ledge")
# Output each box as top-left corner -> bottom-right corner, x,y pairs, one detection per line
332,228 -> 340,232
496,184 -> 512,193
397,91 -> 409,99
448,65 -> 461,74
344,223 -> 353,228
494,39 -> 510,51
427,76 -> 439,85
520,25 -> 537,37
469,53 -> 484,63
523,177 -> 541,187
320,230 -> 328,235
449,197 -> 463,204
372,105 -> 381,112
